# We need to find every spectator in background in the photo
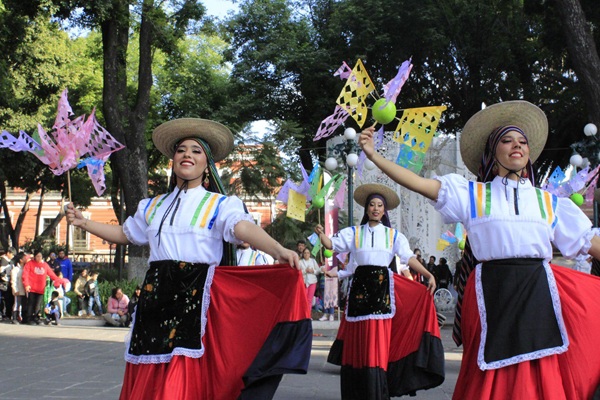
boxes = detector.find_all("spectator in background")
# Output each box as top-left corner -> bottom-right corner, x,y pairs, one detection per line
127,285 -> 142,327
84,271 -> 102,317
426,255 -> 437,275
0,246 -> 16,321
55,250 -> 73,282
43,290 -> 61,326
296,240 -> 307,257
434,257 -> 453,289
73,268 -> 90,316
48,252 -> 59,273
299,248 -> 321,313
10,252 -> 29,324
22,250 -> 60,325
55,271 -> 72,317
236,242 -> 269,266
103,287 -> 130,327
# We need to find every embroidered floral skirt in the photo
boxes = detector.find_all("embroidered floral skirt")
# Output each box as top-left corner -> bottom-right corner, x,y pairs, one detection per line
119,263 -> 312,400
328,273 -> 444,399
453,264 -> 600,400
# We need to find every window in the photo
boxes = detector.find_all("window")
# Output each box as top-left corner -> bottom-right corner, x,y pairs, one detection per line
72,212 -> 90,251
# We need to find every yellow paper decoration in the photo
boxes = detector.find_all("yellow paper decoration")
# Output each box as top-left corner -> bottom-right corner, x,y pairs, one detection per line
392,105 -> 448,151
287,189 -> 306,222
336,59 -> 375,128
436,238 -> 450,251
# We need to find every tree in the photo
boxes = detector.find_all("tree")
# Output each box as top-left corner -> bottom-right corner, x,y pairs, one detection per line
53,0 -> 207,279
0,6 -> 104,248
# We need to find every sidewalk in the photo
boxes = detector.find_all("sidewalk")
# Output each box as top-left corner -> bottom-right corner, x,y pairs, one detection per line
0,313 -> 460,399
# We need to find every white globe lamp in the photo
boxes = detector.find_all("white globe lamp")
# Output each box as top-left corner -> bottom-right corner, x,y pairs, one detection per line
343,127 -> 357,140
324,157 -> 338,171
346,153 -> 359,167
584,123 -> 598,137
570,154 -> 583,167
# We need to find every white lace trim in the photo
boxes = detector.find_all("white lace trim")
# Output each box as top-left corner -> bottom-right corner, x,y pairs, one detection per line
475,261 -> 569,371
124,265 -> 216,365
428,175 -> 448,210
345,268 -> 396,322
581,228 -> 599,256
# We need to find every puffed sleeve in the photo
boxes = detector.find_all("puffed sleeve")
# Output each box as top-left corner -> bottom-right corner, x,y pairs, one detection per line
428,174 -> 471,224
553,197 -> 593,258
393,231 -> 416,265
214,195 -> 255,245
123,198 -> 152,246
330,226 -> 356,254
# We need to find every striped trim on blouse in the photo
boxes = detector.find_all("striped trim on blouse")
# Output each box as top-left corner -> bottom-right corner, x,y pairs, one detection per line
144,192 -> 225,229
468,182 -> 558,227
352,225 -> 398,249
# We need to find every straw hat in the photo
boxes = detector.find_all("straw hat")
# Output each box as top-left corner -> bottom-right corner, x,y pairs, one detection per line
459,100 -> 548,175
152,118 -> 234,162
354,183 -> 400,210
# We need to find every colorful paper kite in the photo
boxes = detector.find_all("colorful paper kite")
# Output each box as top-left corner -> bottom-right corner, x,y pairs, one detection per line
0,89 -> 124,196
392,105 -> 447,173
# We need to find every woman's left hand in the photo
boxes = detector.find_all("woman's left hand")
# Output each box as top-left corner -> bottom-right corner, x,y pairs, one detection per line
426,275 -> 436,295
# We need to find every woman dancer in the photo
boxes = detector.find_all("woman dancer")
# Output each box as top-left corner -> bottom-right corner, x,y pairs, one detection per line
359,100 -> 600,399
67,118 -> 311,400
315,183 -> 444,399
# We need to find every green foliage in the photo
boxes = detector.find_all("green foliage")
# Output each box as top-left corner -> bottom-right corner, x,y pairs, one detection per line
21,235 -> 58,255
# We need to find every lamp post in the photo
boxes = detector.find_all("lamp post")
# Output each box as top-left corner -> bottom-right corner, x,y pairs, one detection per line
324,127 -> 360,227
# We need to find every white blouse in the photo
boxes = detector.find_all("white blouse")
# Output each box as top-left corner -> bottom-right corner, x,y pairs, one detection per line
123,185 -> 254,266
299,257 -> 320,285
330,223 -> 414,277
431,174 -> 594,262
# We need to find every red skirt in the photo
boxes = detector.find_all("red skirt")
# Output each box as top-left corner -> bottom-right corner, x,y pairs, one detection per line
453,264 -> 600,400
119,264 -> 311,400
328,274 -> 445,399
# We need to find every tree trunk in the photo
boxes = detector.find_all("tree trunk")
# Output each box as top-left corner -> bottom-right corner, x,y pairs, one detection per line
0,181 -> 14,249
34,185 -> 45,240
39,211 -> 65,237
554,0 -> 600,126
101,0 -> 155,280
13,192 -> 31,247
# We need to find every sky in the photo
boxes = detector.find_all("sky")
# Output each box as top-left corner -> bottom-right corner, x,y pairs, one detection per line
203,0 -> 239,18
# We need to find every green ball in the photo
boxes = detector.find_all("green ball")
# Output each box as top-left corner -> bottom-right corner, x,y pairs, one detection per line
323,249 -> 333,258
372,98 -> 397,124
458,240 -> 466,250
570,192 -> 584,207
312,195 -> 325,208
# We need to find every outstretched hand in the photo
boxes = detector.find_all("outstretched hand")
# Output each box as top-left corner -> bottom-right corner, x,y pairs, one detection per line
358,126 -> 377,159
65,203 -> 86,228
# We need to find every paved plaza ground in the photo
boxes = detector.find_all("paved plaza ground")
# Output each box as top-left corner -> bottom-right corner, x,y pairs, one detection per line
0,311 -> 460,399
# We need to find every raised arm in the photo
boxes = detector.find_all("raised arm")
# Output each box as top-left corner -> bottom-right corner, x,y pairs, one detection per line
66,203 -> 130,245
234,220 -> 300,269
359,127 -> 442,201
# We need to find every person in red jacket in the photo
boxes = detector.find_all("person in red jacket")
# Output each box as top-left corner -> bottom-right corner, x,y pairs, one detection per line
22,250 -> 60,325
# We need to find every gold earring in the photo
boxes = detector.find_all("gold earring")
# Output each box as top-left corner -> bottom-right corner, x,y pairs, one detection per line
203,169 -> 210,188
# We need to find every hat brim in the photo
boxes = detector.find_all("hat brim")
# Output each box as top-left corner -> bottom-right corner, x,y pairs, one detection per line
354,183 -> 400,210
152,118 -> 234,162
459,100 -> 548,175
